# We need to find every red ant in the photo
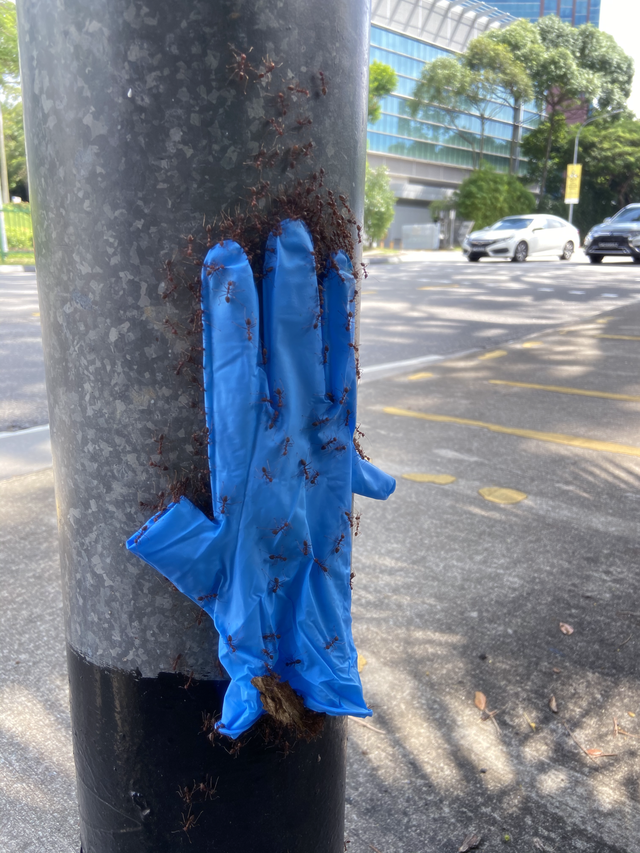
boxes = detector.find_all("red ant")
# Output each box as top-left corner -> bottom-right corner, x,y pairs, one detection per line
299,540 -> 311,556
319,70 -> 327,96
269,553 -> 286,563
223,280 -> 236,303
228,46 -> 253,91
182,671 -> 195,691
218,495 -> 230,515
261,464 -> 273,483
282,436 -> 293,456
276,91 -> 288,115
312,415 -> 329,428
268,577 -> 283,593
269,411 -> 279,430
271,519 -> 291,535
262,631 -> 281,641
296,116 -> 313,127
163,317 -> 180,336
171,653 -> 183,672
309,469 -> 320,486
314,556 -> 329,574
324,635 -> 340,652
256,55 -> 277,79
262,347 -> 268,365
261,648 -> 274,660
185,234 -> 194,258
345,510 -> 361,536
332,533 -> 345,553
344,311 -> 354,332
226,635 -> 238,654
274,387 -> 285,408
350,572 -> 356,590
322,344 -> 329,365
344,409 -> 351,427
268,117 -> 285,136
339,386 -> 350,405
287,82 -> 309,96
321,437 -> 337,451
197,592 -> 219,603
299,459 -> 312,480
243,316 -> 256,341
174,805 -> 202,841
286,658 -> 302,668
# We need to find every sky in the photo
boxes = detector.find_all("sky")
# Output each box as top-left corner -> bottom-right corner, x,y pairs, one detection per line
598,0 -> 640,116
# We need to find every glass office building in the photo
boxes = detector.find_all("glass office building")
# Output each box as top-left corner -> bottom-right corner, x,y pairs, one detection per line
485,0 -> 600,26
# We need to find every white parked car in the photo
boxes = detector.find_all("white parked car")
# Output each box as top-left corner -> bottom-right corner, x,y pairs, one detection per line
462,214 -> 580,262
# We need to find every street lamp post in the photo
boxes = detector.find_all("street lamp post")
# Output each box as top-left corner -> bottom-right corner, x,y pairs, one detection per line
568,110 -> 624,225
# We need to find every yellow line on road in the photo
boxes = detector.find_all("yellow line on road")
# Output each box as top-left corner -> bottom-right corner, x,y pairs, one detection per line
596,333 -> 640,341
407,371 -> 434,381
477,350 -> 507,360
488,379 -> 640,403
383,406 -> 640,458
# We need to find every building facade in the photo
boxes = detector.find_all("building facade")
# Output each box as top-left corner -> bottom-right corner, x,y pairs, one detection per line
484,0 -> 600,26
367,0 -> 539,245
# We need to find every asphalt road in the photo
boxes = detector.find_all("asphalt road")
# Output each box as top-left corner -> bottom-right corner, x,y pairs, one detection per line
4,253 -> 640,430
2,254 -> 640,852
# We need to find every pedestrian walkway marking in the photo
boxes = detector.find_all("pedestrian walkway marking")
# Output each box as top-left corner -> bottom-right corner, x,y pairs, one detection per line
418,285 -> 460,290
601,293 -> 619,298
407,371 -> 434,381
402,473 -> 456,485
569,290 -> 585,294
489,379 -> 640,403
522,341 -> 543,348
383,407 -> 640,458
479,487 -> 527,505
596,333 -> 640,341
478,350 -> 507,360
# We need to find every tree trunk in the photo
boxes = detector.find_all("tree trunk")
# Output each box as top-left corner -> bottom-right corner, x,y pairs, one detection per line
16,1 -> 369,851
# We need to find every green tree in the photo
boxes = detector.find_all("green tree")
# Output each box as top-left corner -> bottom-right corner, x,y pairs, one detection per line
363,161 -> 396,247
4,99 -> 27,197
451,165 -> 535,231
0,0 -> 21,203
410,56 -> 514,169
463,36 -> 534,174
368,61 -> 397,124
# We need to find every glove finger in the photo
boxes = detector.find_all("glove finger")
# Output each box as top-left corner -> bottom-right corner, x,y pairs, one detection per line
261,219 -> 327,425
202,241 -> 266,507
321,251 -> 357,419
126,498 -> 223,609
352,452 -> 396,500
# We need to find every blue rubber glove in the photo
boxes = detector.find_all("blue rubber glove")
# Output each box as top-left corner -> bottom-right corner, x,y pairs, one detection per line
127,219 -> 395,738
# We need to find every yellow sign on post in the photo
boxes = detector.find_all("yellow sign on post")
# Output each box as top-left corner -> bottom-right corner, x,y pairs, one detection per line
565,163 -> 582,205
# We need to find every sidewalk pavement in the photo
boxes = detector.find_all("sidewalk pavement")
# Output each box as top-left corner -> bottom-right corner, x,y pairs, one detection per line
2,299 -> 640,853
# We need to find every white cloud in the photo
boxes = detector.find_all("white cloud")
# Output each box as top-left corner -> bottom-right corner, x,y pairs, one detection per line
599,0 -> 640,117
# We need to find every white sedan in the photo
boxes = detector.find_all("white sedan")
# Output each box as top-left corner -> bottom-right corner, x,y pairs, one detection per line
462,214 -> 580,262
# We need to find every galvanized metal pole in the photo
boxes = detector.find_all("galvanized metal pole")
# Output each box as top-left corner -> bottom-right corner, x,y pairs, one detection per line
16,1 -> 370,851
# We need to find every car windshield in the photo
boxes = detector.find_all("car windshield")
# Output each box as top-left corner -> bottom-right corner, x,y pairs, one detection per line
610,207 -> 640,223
490,218 -> 533,231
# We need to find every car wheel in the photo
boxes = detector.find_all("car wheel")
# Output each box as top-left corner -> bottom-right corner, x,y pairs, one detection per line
560,241 -> 574,260
512,241 -> 528,262
468,254 -> 481,262
588,255 -> 603,264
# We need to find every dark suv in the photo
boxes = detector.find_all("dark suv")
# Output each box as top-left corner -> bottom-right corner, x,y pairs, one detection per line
583,204 -> 640,263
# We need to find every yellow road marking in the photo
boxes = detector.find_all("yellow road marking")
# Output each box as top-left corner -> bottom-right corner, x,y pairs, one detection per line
489,379 -> 640,403
595,318 -> 612,324
407,371 -> 434,381
360,290 -> 377,295
383,406 -> 640,458
31,312 -> 40,317
418,284 -> 460,290
478,350 -> 507,360
596,333 -> 640,341
522,341 -> 543,348
402,473 -> 456,485
479,487 -> 527,505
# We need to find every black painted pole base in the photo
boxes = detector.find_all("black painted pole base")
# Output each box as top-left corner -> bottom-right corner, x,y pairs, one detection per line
68,646 -> 347,853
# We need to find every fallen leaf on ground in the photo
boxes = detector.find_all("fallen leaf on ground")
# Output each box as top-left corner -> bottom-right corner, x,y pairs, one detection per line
357,655 -> 367,672
474,692 -> 487,711
552,667 -> 561,673
523,712 -> 536,731
585,748 -> 616,757
629,711 -> 636,718
559,623 -> 574,635
549,696 -> 558,713
458,833 -> 481,852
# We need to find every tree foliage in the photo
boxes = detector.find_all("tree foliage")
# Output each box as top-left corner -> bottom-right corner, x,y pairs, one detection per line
451,165 -> 535,231
0,0 -> 19,85
368,61 -> 397,124
363,161 -> 396,246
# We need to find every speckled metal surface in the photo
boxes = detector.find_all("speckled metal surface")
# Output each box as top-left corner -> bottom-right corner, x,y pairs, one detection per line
17,0 -> 370,677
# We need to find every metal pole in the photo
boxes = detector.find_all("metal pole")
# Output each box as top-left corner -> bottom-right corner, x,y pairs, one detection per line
16,2 -> 370,851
